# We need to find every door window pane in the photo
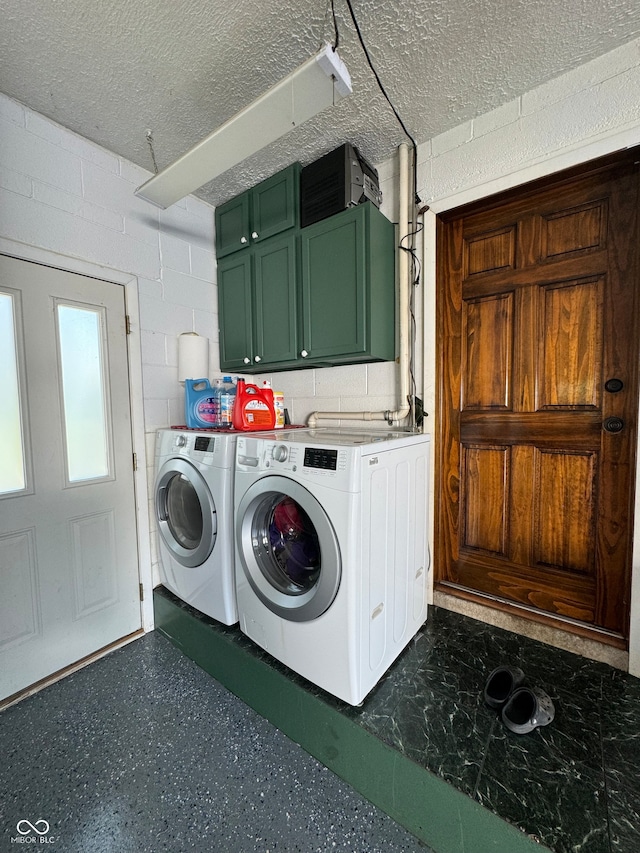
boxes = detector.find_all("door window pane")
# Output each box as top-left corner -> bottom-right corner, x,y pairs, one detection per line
57,304 -> 110,482
0,293 -> 26,493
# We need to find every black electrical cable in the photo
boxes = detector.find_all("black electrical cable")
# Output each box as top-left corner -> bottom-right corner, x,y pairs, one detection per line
330,0 -> 340,49
342,0 -> 420,209
337,0 -> 426,427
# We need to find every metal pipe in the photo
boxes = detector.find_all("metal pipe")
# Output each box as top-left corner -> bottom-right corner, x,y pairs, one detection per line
307,142 -> 413,429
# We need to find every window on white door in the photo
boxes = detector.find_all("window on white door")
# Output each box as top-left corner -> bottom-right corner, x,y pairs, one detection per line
56,302 -> 111,484
0,290 -> 27,495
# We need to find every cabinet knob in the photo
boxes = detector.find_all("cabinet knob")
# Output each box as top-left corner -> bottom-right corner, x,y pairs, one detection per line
300,350 -> 308,358
251,231 -> 259,239
243,357 -> 251,364
240,236 -> 248,244
254,355 -> 262,363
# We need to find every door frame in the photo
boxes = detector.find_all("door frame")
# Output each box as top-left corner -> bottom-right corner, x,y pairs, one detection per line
422,126 -> 640,678
0,237 -> 154,634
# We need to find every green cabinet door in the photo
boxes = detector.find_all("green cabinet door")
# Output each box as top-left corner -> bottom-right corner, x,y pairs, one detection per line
218,235 -> 298,373
215,163 -> 300,259
253,234 -> 298,368
300,203 -> 395,365
251,164 -> 300,244
215,194 -> 250,258
217,253 -> 253,370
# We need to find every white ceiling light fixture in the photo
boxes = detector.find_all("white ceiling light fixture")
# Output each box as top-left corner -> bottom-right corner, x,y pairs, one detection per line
135,43 -> 352,209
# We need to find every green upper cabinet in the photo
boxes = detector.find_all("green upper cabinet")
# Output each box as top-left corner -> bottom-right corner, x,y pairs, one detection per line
300,202 -> 395,366
215,163 -> 300,259
217,252 -> 253,371
253,234 -> 298,367
215,194 -> 250,259
218,233 -> 298,372
216,161 -> 395,373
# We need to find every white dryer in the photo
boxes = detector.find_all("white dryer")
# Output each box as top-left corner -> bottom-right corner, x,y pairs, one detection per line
154,428 -> 239,625
234,429 -> 430,705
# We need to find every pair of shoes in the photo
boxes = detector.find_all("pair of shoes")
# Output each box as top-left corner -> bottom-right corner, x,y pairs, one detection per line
484,666 -> 555,735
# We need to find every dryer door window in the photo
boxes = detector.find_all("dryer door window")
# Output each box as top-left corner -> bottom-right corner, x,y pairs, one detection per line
165,473 -> 203,549
236,476 -> 341,622
156,458 -> 217,568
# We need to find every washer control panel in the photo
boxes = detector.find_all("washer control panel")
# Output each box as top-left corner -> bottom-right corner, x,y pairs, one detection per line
303,447 -> 338,471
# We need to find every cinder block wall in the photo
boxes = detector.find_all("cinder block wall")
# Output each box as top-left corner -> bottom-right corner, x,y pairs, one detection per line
0,92 -> 217,584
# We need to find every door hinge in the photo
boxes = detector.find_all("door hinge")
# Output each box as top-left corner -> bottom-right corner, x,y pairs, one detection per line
125,314 -> 131,335
133,452 -> 138,471
139,583 -> 144,602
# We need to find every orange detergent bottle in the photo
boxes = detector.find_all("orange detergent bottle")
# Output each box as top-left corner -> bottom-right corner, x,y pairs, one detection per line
232,379 -> 276,431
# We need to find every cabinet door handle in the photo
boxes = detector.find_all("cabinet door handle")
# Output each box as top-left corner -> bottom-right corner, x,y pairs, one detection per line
251,231 -> 259,239
240,236 -> 248,244
243,357 -> 251,364
300,350 -> 308,358
254,355 -> 262,363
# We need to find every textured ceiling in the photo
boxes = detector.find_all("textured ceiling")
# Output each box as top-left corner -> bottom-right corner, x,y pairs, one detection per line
2,0 -> 640,206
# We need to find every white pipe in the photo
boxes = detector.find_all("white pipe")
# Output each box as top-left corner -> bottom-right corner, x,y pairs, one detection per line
307,142 -> 413,430
389,141 -> 412,423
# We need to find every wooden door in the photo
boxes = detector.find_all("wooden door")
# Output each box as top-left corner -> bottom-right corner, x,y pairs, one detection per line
435,152 -> 640,645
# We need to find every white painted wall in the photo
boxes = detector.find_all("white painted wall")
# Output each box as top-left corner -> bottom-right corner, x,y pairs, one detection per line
1,31 -> 639,671
0,92 -> 218,591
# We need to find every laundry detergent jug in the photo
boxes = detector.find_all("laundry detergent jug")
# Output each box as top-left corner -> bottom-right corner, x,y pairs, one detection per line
232,379 -> 275,431
184,378 -> 219,428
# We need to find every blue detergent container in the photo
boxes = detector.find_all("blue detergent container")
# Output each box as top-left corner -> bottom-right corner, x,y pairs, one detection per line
184,378 -> 219,428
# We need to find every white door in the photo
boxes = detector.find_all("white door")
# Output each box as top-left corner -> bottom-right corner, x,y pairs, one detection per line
0,254 -> 142,702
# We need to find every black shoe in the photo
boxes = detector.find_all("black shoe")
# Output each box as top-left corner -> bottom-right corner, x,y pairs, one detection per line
484,665 -> 526,710
501,686 -> 555,734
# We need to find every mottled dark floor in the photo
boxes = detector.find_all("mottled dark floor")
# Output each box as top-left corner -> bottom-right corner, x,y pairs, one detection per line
4,603 -> 640,853
0,632 -> 430,853
154,587 -> 640,853
340,607 -> 640,853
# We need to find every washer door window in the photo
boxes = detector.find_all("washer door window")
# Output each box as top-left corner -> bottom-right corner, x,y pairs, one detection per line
236,476 -> 341,622
155,458 -> 217,568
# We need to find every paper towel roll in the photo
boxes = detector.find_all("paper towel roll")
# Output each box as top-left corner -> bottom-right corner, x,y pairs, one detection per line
178,333 -> 209,382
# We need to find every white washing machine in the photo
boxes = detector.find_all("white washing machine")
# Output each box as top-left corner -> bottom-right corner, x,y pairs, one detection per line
154,428 -> 239,625
234,428 -> 430,705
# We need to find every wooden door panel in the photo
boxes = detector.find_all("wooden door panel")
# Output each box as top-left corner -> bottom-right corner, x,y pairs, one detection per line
534,449 -> 597,573
461,444 -> 509,555
461,412 -> 602,447
464,226 -> 516,277
436,152 -> 640,645
538,278 -> 603,409
540,200 -> 608,260
462,293 -> 513,409
462,251 -> 608,298
456,555 -> 596,623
